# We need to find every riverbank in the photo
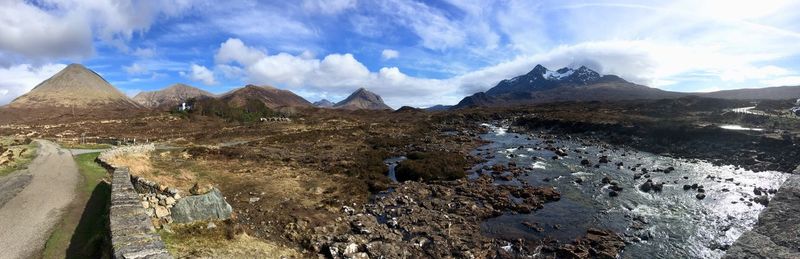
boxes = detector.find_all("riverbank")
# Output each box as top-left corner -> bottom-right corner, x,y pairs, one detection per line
725,173 -> 800,258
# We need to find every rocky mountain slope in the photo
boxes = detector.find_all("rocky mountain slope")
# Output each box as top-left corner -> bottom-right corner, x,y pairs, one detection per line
133,83 -> 214,109
313,99 -> 335,108
334,88 -> 392,110
455,65 -> 685,108
219,85 -> 312,109
6,64 -> 141,110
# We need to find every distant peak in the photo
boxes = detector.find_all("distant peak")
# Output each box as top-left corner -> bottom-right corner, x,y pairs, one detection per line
529,64 -> 549,75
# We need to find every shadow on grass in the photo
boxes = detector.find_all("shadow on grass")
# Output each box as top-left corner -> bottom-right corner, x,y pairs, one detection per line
66,181 -> 111,259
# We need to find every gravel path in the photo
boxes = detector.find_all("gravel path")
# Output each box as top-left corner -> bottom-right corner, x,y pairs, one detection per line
0,140 -> 80,259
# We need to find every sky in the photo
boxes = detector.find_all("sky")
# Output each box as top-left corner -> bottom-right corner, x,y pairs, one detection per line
2,0 -> 800,108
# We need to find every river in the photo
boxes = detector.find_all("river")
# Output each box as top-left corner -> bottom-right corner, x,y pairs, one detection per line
474,123 -> 788,258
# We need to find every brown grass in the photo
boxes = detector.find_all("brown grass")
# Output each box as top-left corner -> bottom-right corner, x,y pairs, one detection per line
161,221 -> 303,258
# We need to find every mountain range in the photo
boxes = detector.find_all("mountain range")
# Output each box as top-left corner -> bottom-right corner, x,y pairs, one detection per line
133,83 -> 214,109
3,63 -> 800,121
454,65 -> 685,108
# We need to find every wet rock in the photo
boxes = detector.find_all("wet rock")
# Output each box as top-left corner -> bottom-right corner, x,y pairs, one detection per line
599,156 -> 610,164
639,180 -> 663,193
639,181 -> 653,192
609,191 -> 619,197
753,195 -> 769,206
522,221 -> 544,232
581,159 -> 591,166
601,177 -> 611,184
555,149 -> 568,157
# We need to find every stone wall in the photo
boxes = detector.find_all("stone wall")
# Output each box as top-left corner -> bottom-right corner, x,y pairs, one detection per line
724,174 -> 800,259
100,145 -> 172,259
109,167 -> 171,259
131,175 -> 182,228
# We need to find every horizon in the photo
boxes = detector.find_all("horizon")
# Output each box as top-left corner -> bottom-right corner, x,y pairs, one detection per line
2,1 -> 800,108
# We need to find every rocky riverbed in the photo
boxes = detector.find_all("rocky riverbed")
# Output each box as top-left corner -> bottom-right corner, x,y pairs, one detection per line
475,123 -> 789,258
310,176 -> 627,258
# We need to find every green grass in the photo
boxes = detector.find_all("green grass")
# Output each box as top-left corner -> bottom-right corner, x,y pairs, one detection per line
61,143 -> 113,150
0,142 -> 37,177
74,152 -> 109,194
43,152 -> 111,259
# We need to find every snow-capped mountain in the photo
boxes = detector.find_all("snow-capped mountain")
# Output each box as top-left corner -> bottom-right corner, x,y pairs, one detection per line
485,65 -> 605,96
456,64 -> 685,108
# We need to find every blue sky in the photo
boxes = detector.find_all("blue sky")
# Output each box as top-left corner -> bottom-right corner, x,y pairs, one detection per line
2,0 -> 800,108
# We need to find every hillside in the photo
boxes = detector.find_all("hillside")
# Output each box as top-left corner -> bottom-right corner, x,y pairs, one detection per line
700,85 -> 800,100
334,88 -> 392,110
219,85 -> 312,109
6,64 -> 141,110
133,83 -> 214,109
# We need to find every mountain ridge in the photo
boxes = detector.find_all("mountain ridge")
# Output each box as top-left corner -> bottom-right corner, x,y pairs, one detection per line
219,84 -> 312,109
455,64 -> 686,108
133,83 -> 214,109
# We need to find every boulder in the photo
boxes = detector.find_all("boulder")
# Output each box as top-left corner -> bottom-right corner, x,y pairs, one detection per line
170,188 -> 233,223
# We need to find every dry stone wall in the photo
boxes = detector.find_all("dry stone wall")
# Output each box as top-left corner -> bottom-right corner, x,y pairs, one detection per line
109,168 -> 171,259
100,145 -> 172,259
101,144 -> 234,258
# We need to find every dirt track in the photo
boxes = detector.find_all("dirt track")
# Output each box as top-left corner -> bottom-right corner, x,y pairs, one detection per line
0,140 -> 79,259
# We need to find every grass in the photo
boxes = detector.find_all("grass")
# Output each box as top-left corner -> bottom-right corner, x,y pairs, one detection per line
43,152 -> 111,259
159,221 -> 302,258
0,142 -> 37,177
60,143 -> 113,150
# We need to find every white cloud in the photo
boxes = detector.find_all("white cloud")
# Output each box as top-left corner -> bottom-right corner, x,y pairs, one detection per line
0,1 -> 93,60
381,49 -> 399,60
132,47 -> 156,58
379,1 -> 466,50
761,76 -> 800,87
182,64 -> 217,86
123,63 -> 148,75
214,39 -> 463,107
215,38 -> 267,66
303,0 -> 356,14
0,0 -> 195,61
0,63 -> 67,105
209,6 -> 316,43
